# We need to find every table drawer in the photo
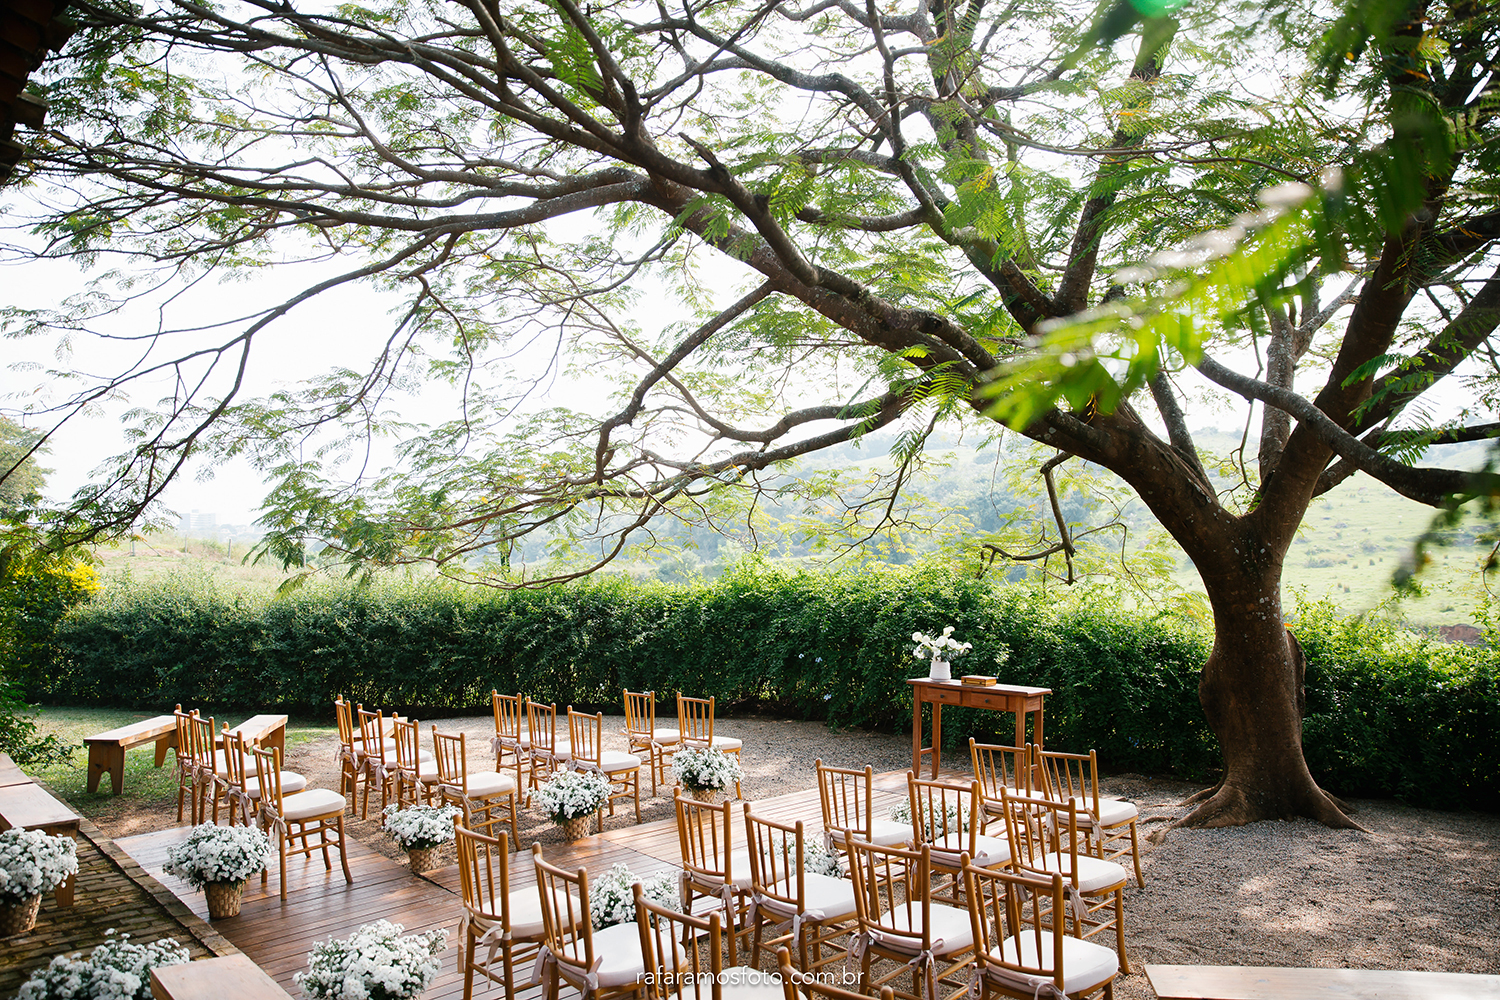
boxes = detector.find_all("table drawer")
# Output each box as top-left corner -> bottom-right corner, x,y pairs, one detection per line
928,686 -> 964,705
969,692 -> 1019,711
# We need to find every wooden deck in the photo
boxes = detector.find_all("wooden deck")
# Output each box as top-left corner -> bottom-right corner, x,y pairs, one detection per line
117,767 -> 951,999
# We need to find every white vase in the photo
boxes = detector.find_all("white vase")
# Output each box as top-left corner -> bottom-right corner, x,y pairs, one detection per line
929,659 -> 951,681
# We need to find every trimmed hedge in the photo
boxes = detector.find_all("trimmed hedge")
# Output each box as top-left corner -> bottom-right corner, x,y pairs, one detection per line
23,567 -> 1500,810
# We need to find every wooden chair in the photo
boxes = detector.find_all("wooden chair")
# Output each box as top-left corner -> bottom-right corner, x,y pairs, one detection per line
634,882 -> 753,1000
777,946 -> 894,1000
997,787 -> 1130,974
970,740 -> 1037,821
677,695 -> 742,799
526,699 -> 573,791
173,706 -> 198,823
433,729 -> 518,840
570,708 -> 642,828
532,843 -> 648,1000
225,730 -> 304,827
455,822 -> 544,1000
490,691 -> 530,799
393,716 -> 440,807
252,744 -> 352,901
333,696 -> 366,806
1035,748 -> 1144,887
907,772 -> 1011,903
357,707 -> 399,819
188,713 -> 222,825
675,791 -> 752,934
741,803 -> 857,974
843,835 -> 975,1000
962,861 -> 1118,1000
624,689 -> 680,796
815,760 -> 912,856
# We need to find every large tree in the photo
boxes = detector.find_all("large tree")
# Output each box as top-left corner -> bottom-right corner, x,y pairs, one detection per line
3,0 -> 1498,825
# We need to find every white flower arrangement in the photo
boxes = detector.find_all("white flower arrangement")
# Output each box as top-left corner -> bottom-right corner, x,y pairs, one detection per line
16,930 -> 190,1000
163,823 -> 270,891
381,804 -> 460,852
911,626 -> 973,663
803,840 -> 845,878
295,919 -> 447,1000
671,747 -> 743,792
890,798 -> 971,835
589,863 -> 681,929
0,828 -> 78,901
533,769 -> 611,823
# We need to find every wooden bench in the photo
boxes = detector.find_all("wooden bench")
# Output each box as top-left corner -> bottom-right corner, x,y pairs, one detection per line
0,779 -> 80,906
222,714 -> 288,758
0,751 -> 31,788
151,953 -> 293,1000
84,715 -> 179,794
1145,964 -> 1500,999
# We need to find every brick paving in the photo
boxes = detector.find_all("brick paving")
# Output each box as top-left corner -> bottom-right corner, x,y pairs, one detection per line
0,818 -> 235,997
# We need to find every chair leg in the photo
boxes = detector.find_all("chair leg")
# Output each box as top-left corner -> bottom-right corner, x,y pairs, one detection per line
337,815 -> 353,884
278,828 -> 289,901
1114,888 -> 1130,973
463,933 -> 477,1000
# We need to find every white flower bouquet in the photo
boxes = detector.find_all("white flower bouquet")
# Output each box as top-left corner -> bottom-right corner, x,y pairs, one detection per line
911,626 -> 973,664
671,747 -> 743,792
295,919 -> 447,1000
533,769 -> 611,823
163,823 -> 270,891
803,840 -> 844,879
589,863 -> 680,929
382,804 -> 460,852
890,798 -> 971,835
0,828 -> 78,901
16,931 -> 190,1000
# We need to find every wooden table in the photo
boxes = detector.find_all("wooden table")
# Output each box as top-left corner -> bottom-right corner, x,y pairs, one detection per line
0,780 -> 81,906
151,953 -> 294,1000
1145,964 -> 1500,999
908,678 -> 1050,779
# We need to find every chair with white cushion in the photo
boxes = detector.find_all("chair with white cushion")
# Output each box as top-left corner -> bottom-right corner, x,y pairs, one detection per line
970,740 -> 1037,822
742,804 -> 857,975
173,706 -> 198,823
569,708 -> 642,828
963,861 -> 1118,1000
634,881 -> 754,1000
526,699 -> 573,791
455,822 -> 544,1000
491,691 -> 530,800
843,836 -> 975,1000
393,716 -> 440,807
907,772 -> 1011,903
252,744 -> 352,901
997,787 -> 1131,974
624,689 -> 680,796
675,791 -> 752,938
816,760 -> 912,857
677,695 -> 742,799
334,695 -> 372,809
224,730 -> 303,827
357,707 -> 403,819
1036,748 -> 1144,887
532,843 -> 648,1000
433,729 -> 518,840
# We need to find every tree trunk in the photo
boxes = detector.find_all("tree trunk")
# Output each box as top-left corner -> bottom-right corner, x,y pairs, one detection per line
1183,563 -> 1361,829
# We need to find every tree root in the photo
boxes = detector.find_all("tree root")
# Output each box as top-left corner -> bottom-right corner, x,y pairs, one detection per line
1180,781 -> 1223,807
1173,782 -> 1368,831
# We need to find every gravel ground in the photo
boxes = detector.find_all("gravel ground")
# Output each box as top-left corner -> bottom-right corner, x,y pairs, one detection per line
119,713 -> 1500,997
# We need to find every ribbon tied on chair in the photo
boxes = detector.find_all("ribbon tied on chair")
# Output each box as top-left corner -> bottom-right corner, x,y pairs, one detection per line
258,805 -> 288,840
490,734 -> 508,756
226,786 -> 255,827
529,944 -> 603,994
456,911 -> 508,977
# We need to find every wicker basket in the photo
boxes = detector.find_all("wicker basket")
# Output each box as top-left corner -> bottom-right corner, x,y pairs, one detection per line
407,846 -> 439,874
0,894 -> 42,936
687,786 -> 725,804
204,880 -> 244,919
560,814 -> 593,841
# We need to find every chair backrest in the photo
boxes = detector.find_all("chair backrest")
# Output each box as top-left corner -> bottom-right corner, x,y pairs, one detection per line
492,691 -> 523,742
455,820 -> 511,924
358,707 -> 389,768
970,740 -> 1035,805
173,705 -> 196,764
635,882 -> 728,999
623,689 -> 657,741
432,728 -> 469,793
221,728 -> 250,789
776,946 -> 894,1000
816,759 -> 875,850
532,843 -> 597,982
742,804 -> 805,915
527,700 -> 561,755
678,694 -> 715,747
334,696 -> 356,750
1036,747 -> 1102,818
190,713 -> 218,776
567,708 -> 604,770
393,717 -> 423,772
252,744 -> 287,814
963,861 -> 1070,996
843,834 -> 934,953
907,773 -> 985,855
997,787 -> 1085,886
675,790 -> 735,884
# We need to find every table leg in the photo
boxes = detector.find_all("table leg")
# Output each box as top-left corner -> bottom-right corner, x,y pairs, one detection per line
911,695 -> 922,775
1033,706 -> 1044,750
87,745 -> 124,795
154,732 -> 177,767
930,703 -> 942,779
265,724 -> 287,758
53,872 -> 74,907
1014,708 -> 1025,751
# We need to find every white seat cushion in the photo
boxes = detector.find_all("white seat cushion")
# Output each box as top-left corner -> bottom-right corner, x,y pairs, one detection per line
651,727 -> 681,743
599,751 -> 641,773
688,848 -> 754,891
711,736 -> 742,752
278,787 -> 347,822
534,740 -> 571,759
406,760 -> 442,782
589,921 -> 648,987
358,737 -> 399,756
1092,797 -> 1139,827
869,819 -> 914,847
246,770 -> 307,799
213,751 -> 261,776
1037,853 -> 1128,894
872,902 -> 974,956
987,932 -> 1118,995
761,871 -> 857,922
458,771 -> 516,798
489,887 -> 544,938
932,831 -> 1011,869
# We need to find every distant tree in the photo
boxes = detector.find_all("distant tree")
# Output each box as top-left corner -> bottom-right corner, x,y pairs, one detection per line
3,0 -> 1498,826
0,416 -> 48,515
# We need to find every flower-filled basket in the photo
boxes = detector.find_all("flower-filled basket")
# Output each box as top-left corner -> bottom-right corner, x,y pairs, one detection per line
296,919 -> 447,1000
0,828 -> 78,935
382,804 -> 460,874
163,823 -> 270,919
16,930 -> 189,1000
671,747 -> 743,802
533,770 -> 611,840
589,863 -> 680,929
